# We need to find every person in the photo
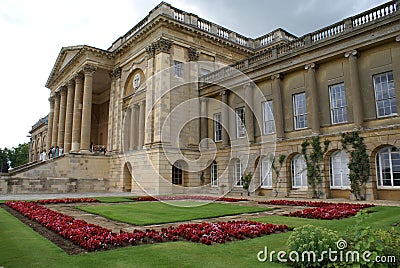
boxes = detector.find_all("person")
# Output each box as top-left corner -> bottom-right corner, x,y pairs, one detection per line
59,147 -> 64,155
42,150 -> 47,161
90,142 -> 94,152
51,147 -> 56,158
55,146 -> 59,157
39,151 -> 43,161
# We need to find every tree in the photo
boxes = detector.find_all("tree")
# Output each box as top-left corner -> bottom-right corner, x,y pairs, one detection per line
2,143 -> 29,169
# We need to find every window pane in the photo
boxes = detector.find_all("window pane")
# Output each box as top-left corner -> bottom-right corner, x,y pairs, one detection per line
374,72 -> 397,117
262,101 -> 275,134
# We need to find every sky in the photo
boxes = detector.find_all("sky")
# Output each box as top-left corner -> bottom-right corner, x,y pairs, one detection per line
0,0 -> 388,148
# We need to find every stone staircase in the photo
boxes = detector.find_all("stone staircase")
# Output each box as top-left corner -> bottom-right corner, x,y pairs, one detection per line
287,189 -> 308,198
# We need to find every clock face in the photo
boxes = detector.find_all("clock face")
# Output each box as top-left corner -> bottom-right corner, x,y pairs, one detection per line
133,73 -> 141,89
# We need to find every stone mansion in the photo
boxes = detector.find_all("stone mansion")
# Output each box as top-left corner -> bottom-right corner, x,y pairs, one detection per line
2,1 -> 400,200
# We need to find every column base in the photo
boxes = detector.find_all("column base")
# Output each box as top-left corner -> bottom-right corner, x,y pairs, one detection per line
79,149 -> 92,155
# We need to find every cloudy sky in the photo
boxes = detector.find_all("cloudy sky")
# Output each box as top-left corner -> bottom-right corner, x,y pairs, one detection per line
0,0 -> 388,148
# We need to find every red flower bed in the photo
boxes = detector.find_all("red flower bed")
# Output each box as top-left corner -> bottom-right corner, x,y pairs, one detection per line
162,221 -> 287,245
259,199 -> 374,220
5,201 -> 286,251
131,196 -> 248,202
36,198 -> 99,204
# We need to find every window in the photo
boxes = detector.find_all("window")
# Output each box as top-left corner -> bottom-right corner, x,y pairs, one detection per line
133,73 -> 141,89
329,151 -> 350,188
235,107 -> 246,138
213,113 -> 222,142
291,154 -> 307,188
376,146 -> 400,187
329,83 -> 348,124
373,72 -> 397,117
211,161 -> 218,187
261,157 -> 272,188
233,159 -> 242,186
174,61 -> 183,78
262,101 -> 275,134
200,68 -> 210,77
293,93 -> 307,130
172,162 -> 183,185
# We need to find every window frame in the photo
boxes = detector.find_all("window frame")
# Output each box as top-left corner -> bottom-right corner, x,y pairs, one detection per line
329,150 -> 351,189
291,154 -> 307,189
172,162 -> 183,185
213,113 -> 222,142
262,100 -> 275,135
211,161 -> 218,187
376,146 -> 400,188
329,83 -> 348,124
233,159 -> 243,187
235,107 -> 246,138
260,157 -> 273,188
373,71 -> 397,118
174,61 -> 183,78
293,93 -> 307,130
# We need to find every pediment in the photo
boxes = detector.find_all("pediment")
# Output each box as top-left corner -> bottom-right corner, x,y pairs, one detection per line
59,50 -> 80,70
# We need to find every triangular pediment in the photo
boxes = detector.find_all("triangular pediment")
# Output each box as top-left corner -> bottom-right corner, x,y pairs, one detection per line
59,50 -> 80,70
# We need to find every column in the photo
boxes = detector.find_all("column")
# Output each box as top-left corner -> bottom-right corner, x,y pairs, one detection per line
80,64 -> 97,152
29,138 -> 32,162
46,96 -> 55,151
33,136 -> 37,161
221,90 -> 230,147
145,45 -> 155,146
111,67 -> 122,152
271,74 -> 285,139
64,79 -> 75,153
129,105 -> 138,151
138,99 -> 145,149
345,50 -> 364,129
51,91 -> 60,147
305,63 -> 320,134
71,73 -> 84,152
200,98 -> 208,148
244,83 -> 254,143
57,86 -> 67,149
106,72 -> 115,153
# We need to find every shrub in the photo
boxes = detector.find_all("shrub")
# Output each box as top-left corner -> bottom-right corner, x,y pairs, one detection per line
287,224 -> 340,267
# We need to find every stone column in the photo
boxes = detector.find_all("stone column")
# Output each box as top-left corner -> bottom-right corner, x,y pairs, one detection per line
200,97 -> 208,148
111,67 -> 122,152
145,45 -> 155,146
221,90 -> 230,147
71,73 -> 84,152
107,72 -> 115,153
129,105 -> 138,151
244,83 -> 254,143
33,136 -> 37,161
64,79 -> 75,153
345,50 -> 364,129
80,64 -> 97,152
57,86 -> 67,149
271,74 -> 285,139
46,96 -> 55,151
138,99 -> 145,149
305,63 -> 320,134
52,91 -> 60,147
29,138 -> 33,162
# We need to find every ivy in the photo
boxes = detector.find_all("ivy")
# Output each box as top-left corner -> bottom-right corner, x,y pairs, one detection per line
301,136 -> 330,198
270,154 -> 286,197
341,131 -> 370,200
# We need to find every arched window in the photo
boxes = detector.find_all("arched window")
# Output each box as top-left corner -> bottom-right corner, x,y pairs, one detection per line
260,157 -> 272,188
291,154 -> 307,188
133,73 -> 141,89
376,146 -> 400,187
233,159 -> 242,186
211,161 -> 218,187
172,162 -> 183,185
329,151 -> 350,188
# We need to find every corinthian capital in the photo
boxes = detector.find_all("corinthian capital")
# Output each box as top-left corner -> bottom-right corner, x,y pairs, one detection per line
188,47 -> 200,61
305,63 -> 317,70
83,64 -> 97,75
271,73 -> 283,80
111,67 -> 121,80
153,38 -> 172,54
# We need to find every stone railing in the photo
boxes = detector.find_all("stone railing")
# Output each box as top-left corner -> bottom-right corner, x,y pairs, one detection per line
108,2 -> 300,51
200,0 -> 399,85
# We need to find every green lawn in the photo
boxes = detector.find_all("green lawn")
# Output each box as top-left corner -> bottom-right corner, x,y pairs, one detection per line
94,196 -> 136,203
0,204 -> 399,268
76,201 -> 271,225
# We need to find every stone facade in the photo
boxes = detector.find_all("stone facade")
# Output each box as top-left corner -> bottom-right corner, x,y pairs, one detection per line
5,1 -> 400,200
29,115 -> 48,162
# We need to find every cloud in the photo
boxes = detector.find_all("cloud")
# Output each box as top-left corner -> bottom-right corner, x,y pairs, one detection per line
0,0 -> 388,148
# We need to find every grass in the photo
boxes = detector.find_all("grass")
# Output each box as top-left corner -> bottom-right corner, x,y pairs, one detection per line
0,203 -> 399,268
94,196 -> 136,203
76,201 -> 271,225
